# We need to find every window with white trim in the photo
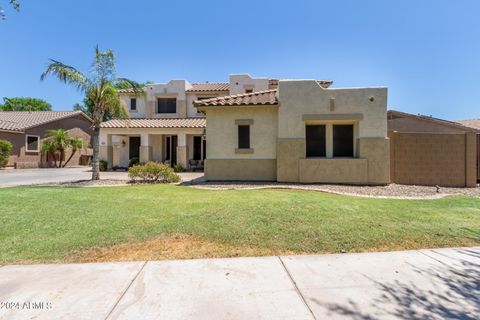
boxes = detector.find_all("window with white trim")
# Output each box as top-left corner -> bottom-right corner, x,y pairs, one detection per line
26,135 -> 40,152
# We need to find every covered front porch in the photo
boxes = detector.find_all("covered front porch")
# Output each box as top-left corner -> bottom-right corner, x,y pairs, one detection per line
99,119 -> 206,170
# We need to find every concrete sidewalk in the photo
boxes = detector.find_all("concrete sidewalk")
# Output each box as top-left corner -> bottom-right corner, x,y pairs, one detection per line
0,247 -> 478,319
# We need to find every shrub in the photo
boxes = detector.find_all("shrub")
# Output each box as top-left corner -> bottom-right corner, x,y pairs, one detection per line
0,140 -> 13,168
99,160 -> 108,172
128,157 -> 140,167
173,163 -> 185,172
128,162 -> 181,183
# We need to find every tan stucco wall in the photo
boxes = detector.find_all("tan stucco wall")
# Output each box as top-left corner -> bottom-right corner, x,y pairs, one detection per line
277,80 -> 387,139
276,138 -> 305,182
229,74 -> 270,95
275,80 -> 389,184
299,158 -> 368,184
205,106 -> 278,160
389,131 -> 476,187
202,80 -> 389,184
205,159 -> 276,181
120,95 -> 147,119
358,137 -> 390,185
120,80 -> 190,119
186,92 -> 226,118
276,137 -> 389,185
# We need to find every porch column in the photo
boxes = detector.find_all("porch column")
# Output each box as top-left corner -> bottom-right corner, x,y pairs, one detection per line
99,134 -> 113,169
177,132 -> 187,168
139,133 -> 152,163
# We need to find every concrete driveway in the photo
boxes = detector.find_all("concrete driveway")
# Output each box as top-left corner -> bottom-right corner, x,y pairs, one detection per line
0,167 -> 204,187
0,247 -> 478,319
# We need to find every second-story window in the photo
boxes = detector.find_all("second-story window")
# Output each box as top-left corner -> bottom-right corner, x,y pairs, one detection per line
245,88 -> 253,93
157,98 -> 177,113
130,98 -> 137,111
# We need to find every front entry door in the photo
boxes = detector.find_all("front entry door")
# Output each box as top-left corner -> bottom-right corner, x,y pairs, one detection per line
165,135 -> 177,166
171,135 -> 177,165
129,137 -> 141,160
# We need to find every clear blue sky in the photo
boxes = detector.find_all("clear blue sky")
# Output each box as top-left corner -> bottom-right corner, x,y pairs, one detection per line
0,0 -> 479,120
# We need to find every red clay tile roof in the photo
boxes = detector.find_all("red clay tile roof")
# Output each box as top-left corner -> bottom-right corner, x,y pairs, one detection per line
317,80 -> 333,88
194,89 -> 278,107
268,79 -> 279,89
100,118 -> 206,129
117,88 -> 146,94
0,111 -> 92,133
186,83 -> 230,92
0,119 -> 20,132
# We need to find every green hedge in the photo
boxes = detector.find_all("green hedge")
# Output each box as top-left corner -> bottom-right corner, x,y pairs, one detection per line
0,140 -> 13,168
128,162 -> 180,183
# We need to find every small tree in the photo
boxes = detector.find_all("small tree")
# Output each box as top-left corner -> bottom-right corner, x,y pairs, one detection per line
41,129 -> 84,168
0,97 -> 52,111
0,139 -> 13,168
63,138 -> 84,167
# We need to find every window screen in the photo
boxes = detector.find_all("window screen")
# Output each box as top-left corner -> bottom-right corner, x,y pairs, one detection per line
306,125 -> 326,157
238,125 -> 250,149
26,136 -> 39,152
130,98 -> 137,110
157,98 -> 176,113
333,125 -> 354,157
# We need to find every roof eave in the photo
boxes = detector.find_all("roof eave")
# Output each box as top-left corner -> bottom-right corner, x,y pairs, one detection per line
388,109 -> 480,133
196,103 -> 279,111
0,128 -> 23,134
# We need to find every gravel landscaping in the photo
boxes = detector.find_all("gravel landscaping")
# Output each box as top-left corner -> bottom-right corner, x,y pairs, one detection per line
186,181 -> 480,199
48,179 -> 129,187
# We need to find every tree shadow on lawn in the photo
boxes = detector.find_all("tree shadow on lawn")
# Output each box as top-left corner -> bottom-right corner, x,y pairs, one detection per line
313,248 -> 480,320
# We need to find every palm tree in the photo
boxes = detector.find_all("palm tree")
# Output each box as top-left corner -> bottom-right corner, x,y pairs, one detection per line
63,137 -> 84,167
41,139 -> 57,168
41,46 -> 143,180
41,129 -> 84,168
45,129 -> 69,167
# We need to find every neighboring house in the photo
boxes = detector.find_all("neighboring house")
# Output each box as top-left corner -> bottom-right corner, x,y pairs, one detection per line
195,79 -> 390,184
99,74 -> 278,169
0,111 -> 93,168
456,118 -> 480,130
388,110 -> 478,187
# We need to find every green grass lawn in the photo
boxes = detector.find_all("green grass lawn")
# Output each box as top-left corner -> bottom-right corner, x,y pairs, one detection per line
0,184 -> 479,264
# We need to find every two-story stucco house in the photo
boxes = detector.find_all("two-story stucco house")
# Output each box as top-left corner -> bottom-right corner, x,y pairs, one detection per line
195,79 -> 390,184
99,74 -> 278,169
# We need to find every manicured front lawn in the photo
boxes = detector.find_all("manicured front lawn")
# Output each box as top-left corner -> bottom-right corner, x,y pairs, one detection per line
0,184 -> 479,264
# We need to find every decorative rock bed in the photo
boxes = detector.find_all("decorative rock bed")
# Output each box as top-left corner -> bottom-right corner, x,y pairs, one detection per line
186,181 -> 480,199
42,178 -> 480,199
47,179 -> 129,187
